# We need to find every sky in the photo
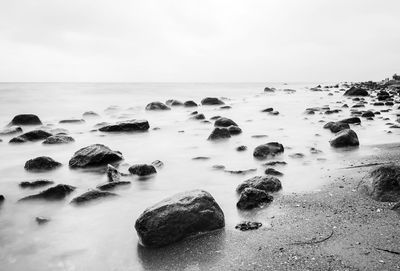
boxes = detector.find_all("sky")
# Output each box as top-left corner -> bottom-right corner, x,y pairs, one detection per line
0,0 -> 399,82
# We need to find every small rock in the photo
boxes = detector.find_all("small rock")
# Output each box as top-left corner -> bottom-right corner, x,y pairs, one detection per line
237,188 -> 273,210
228,126 -> 242,135
19,184 -> 75,201
214,117 -> 238,127
42,135 -> 75,144
59,119 -> 85,124
106,164 -> 121,182
19,179 -> 54,188
235,221 -> 262,231
69,144 -> 123,168
9,130 -> 52,143
329,129 -> 359,148
265,168 -> 283,176
24,156 -> 62,171
128,164 -> 157,176
237,176 -> 282,193
253,142 -> 284,159
71,190 -> 117,205
184,101 -> 198,107
36,216 -> 50,225
208,128 -> 231,140
97,181 -> 131,191
145,102 -> 170,111
201,97 -> 224,105
99,120 -> 150,132
236,145 -> 247,151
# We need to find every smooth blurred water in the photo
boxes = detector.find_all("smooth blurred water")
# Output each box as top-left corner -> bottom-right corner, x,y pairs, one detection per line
0,83 -> 398,270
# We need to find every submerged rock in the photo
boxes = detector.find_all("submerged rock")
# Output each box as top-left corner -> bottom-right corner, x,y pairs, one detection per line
359,165 -> 400,202
191,113 -> 205,120
9,130 -> 52,143
145,102 -> 170,111
36,216 -> 50,225
42,135 -> 75,144
97,181 -> 131,191
184,100 -> 198,107
329,129 -> 359,148
237,188 -> 273,210
265,168 -> 283,176
344,87 -> 368,96
166,99 -> 183,106
253,142 -> 284,159
99,120 -> 150,132
214,117 -> 238,127
237,176 -> 282,194
235,221 -> 262,231
59,119 -> 85,124
228,126 -> 242,135
19,184 -> 75,201
19,179 -> 54,188
340,117 -> 361,124
323,122 -> 350,133
135,189 -> 225,247
201,97 -> 224,105
264,87 -> 275,92
71,190 -> 117,205
9,114 -> 42,126
208,128 -> 231,140
69,144 -> 123,168
24,156 -> 62,171
151,160 -> 164,168
82,111 -> 99,118
129,164 -> 157,176
0,126 -> 22,135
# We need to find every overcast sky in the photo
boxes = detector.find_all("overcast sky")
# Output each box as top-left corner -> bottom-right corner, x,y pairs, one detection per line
0,0 -> 399,82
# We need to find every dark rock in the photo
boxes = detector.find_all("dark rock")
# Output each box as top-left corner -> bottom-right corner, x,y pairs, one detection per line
0,195 -> 4,203
69,144 -> 123,168
192,156 -> 210,160
99,120 -> 150,132
82,111 -> 99,118
166,99 -> 183,106
24,156 -> 62,171
59,119 -> 85,124
214,117 -> 237,127
145,102 -> 170,111
191,113 -> 205,120
19,184 -> 75,201
19,179 -> 54,188
228,126 -> 242,135
97,181 -> 131,191
235,221 -> 262,231
236,145 -> 247,151
210,116 -> 221,120
264,87 -> 275,92
71,190 -> 117,205
237,176 -> 282,193
135,189 -> 225,247
340,117 -> 361,124
42,135 -> 75,144
329,129 -> 359,148
323,122 -> 350,133
129,164 -> 157,176
265,168 -> 283,176
344,87 -> 368,96
208,128 -> 231,140
0,126 -> 23,135
361,111 -> 375,118
373,102 -> 384,106
237,188 -> 273,210
359,165 -> 400,202
106,164 -> 121,182
261,108 -> 274,112
36,216 -> 50,225
263,161 -> 287,166
9,130 -> 52,143
201,97 -> 224,105
253,142 -> 284,159
9,114 -> 42,126
184,101 -> 198,107
270,111 -> 279,115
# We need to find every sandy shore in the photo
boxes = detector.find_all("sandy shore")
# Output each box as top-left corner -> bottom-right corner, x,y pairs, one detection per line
137,143 -> 400,271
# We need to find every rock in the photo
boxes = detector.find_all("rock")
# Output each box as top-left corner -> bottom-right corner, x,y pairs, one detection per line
323,122 -> 350,133
36,216 -> 50,225
224,168 -> 257,175
9,114 -> 42,126
235,221 -> 262,231
214,117 -> 237,127
310,147 -> 323,154
261,108 -> 274,112
340,117 -> 361,124
228,126 -> 242,135
263,161 -> 287,166
24,156 -> 62,171
166,99 -> 183,106
184,101 -> 198,107
99,120 -> 150,132
329,129 -> 359,148
192,156 -> 210,160
237,176 -> 282,193
135,189 -> 225,247
361,111 -> 375,118
145,102 -> 170,111
0,195 -> 4,204
19,179 -> 54,188
0,126 -> 22,135
42,135 -> 75,144
191,113 -> 205,120
71,190 -> 117,205
151,160 -> 164,168
220,105 -> 231,109
253,142 -> 284,159
270,111 -> 279,115
201,97 -> 224,105
236,188 -> 273,210
106,164 -> 121,182
59,119 -> 85,124
129,164 -> 157,176
82,111 -> 99,118
19,184 -> 75,201
264,87 -> 275,92
265,168 -> 283,176
69,144 -> 123,168
344,87 -> 369,96
9,130 -> 52,143
97,181 -> 131,191
359,165 -> 400,202
208,128 -> 231,140
210,116 -> 221,120
236,145 -> 247,151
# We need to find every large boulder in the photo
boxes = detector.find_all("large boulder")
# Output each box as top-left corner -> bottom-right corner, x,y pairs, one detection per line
99,120 -> 150,132
237,176 -> 282,194
69,144 -> 123,168
9,114 -> 42,126
9,130 -> 52,143
214,117 -> 238,127
253,142 -> 284,159
19,184 -> 75,201
208,128 -> 231,140
42,135 -> 75,144
24,156 -> 62,171
135,190 -> 225,247
201,97 -> 224,105
128,164 -> 156,176
359,165 -> 400,202
323,122 -> 350,133
344,87 -> 369,96
329,129 -> 359,148
145,102 -> 170,111
237,188 -> 273,210
70,190 -> 117,205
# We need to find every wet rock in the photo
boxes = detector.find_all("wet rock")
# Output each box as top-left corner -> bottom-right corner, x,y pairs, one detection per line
344,87 -> 369,96
129,164 -> 157,176
9,130 -> 52,143
42,135 -> 75,144
201,97 -> 224,105
184,100 -> 198,107
135,189 -> 225,247
24,156 -> 62,171
97,181 -> 131,191
0,126 -> 22,135
145,102 -> 170,111
59,119 -> 85,124
19,179 -> 54,188
0,195 -> 4,204
208,128 -> 231,140
359,165 -> 400,202
265,168 -> 283,176
192,156 -> 210,160
340,117 -> 361,124
9,114 -> 42,126
151,160 -> 164,168
210,116 -> 221,120
19,184 -> 76,201
237,176 -> 282,193
373,102 -> 384,106
263,161 -> 287,166
237,188 -> 273,210
224,168 -> 257,175
361,111 -> 375,118
329,129 -> 359,148
191,113 -> 205,120
69,144 -> 123,168
253,142 -> 284,159
323,122 -> 350,133
220,105 -> 231,109
99,120 -> 150,132
106,164 -> 121,182
261,107 -> 274,112
236,145 -> 247,151
264,87 -> 275,92
36,216 -> 50,225
71,190 -> 117,205
228,126 -> 242,135
166,99 -> 183,106
214,117 -> 238,127
235,221 -> 262,231
82,111 -> 99,118
252,135 -> 268,138
270,111 -> 280,115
